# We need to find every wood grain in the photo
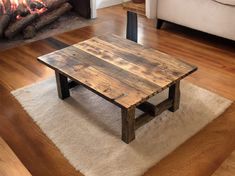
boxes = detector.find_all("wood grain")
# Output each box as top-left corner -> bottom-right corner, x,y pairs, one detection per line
123,1 -> 145,16
38,36 -> 191,143
212,150 -> 235,176
50,46 -> 159,95
168,81 -> 180,112
0,4 -> 234,176
122,108 -> 136,143
0,137 -> 32,176
38,35 -> 197,108
144,103 -> 235,176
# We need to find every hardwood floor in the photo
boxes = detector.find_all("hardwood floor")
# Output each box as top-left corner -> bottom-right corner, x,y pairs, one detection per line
145,103 -> 235,176
0,137 -> 32,176
0,5 -> 234,176
212,150 -> 235,176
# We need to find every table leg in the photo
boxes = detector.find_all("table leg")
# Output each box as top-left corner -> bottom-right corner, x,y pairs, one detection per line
168,81 -> 180,112
55,71 -> 70,100
122,107 -> 135,144
126,11 -> 138,43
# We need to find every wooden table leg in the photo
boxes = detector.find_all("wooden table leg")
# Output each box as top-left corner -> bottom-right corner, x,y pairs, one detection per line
55,71 -> 70,100
126,11 -> 138,43
122,107 -> 136,144
168,81 -> 180,112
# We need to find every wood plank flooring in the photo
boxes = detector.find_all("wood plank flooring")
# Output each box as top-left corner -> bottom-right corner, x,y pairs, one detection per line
0,5 -> 234,176
0,137 -> 32,176
123,2 -> 146,16
212,150 -> 235,176
145,103 -> 235,176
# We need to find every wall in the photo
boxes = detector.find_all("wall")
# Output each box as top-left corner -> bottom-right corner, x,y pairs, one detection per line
96,0 -> 128,9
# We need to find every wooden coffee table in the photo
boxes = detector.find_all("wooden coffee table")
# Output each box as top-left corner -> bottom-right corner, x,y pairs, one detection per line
38,35 -> 197,143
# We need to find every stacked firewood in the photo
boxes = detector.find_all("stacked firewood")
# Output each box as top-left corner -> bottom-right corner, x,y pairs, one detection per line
0,0 -> 73,39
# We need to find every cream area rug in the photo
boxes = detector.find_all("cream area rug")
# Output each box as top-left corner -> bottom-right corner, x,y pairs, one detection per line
12,78 -> 232,176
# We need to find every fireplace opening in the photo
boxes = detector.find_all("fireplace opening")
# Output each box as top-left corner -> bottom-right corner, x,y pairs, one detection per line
0,0 -> 92,40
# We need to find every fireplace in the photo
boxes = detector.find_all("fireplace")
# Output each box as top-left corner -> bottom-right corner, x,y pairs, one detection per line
0,0 -> 95,40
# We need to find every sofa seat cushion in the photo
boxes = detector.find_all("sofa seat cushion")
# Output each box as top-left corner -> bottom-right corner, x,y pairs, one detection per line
213,0 -> 235,6
157,0 -> 235,41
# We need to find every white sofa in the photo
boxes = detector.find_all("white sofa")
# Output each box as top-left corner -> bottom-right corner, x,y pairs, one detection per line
156,0 -> 235,41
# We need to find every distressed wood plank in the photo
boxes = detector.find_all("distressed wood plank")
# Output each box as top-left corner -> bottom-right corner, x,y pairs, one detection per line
99,35 -> 197,72
78,38 -> 179,81
43,46 -> 161,95
70,66 -> 148,108
85,37 -> 187,80
38,35 -> 197,109
74,41 -> 174,87
38,56 -> 148,108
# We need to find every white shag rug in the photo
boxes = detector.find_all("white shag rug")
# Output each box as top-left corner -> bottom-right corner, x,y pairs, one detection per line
12,78 -> 232,176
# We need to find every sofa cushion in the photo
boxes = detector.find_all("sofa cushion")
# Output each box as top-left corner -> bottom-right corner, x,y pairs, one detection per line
213,0 -> 235,6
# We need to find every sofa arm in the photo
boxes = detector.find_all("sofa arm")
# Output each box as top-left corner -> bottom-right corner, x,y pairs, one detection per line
146,0 -> 158,19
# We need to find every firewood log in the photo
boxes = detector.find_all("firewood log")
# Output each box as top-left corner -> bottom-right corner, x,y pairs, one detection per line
16,4 -> 30,17
0,0 -> 12,38
24,2 -> 72,39
5,13 -> 39,39
0,14 -> 11,38
0,3 -> 4,16
46,0 -> 68,10
29,1 -> 44,11
3,0 -> 11,14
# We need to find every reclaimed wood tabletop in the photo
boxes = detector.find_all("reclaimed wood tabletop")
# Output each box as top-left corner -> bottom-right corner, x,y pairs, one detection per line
38,34 -> 197,109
